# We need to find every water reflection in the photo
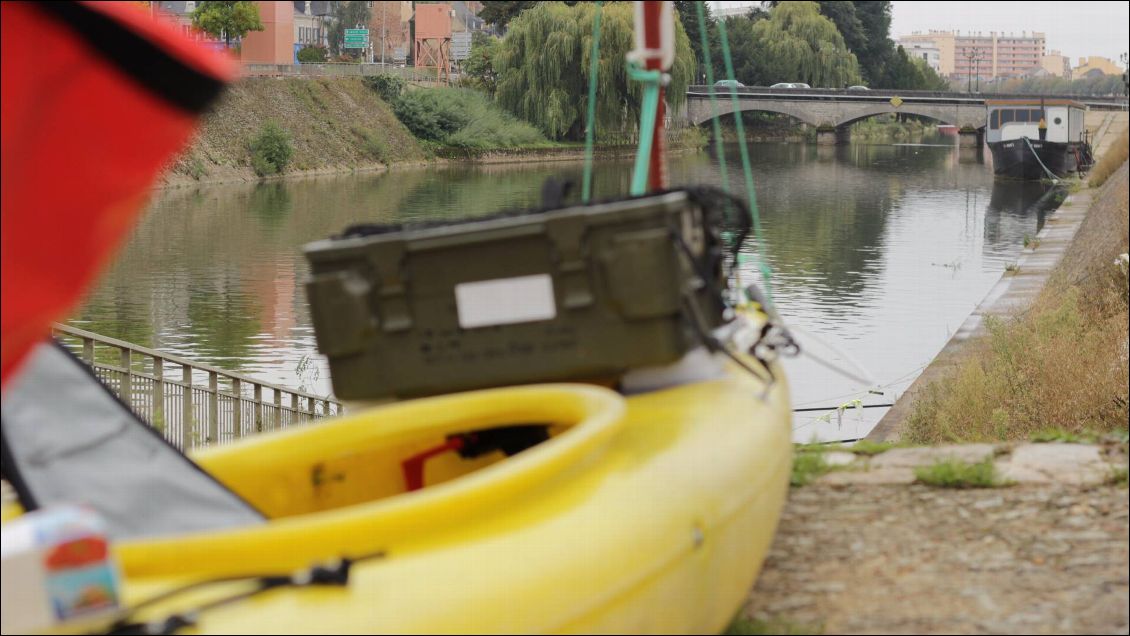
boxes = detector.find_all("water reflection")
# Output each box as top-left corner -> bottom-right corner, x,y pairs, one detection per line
956,146 -> 984,164
72,143 -> 1056,439
249,183 -> 293,228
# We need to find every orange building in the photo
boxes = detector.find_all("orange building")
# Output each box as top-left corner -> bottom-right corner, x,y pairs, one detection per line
370,1 -> 410,63
241,1 -> 294,65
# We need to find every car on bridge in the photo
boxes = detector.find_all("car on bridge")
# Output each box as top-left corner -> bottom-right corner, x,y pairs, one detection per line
714,79 -> 745,89
770,82 -> 810,89
847,85 -> 869,91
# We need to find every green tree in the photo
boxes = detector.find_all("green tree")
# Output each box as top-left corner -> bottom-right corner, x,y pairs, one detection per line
744,2 -> 861,87
766,2 -> 865,48
722,16 -> 770,86
462,32 -> 501,96
747,4 -> 770,22
479,1 -> 581,31
479,1 -> 537,30
851,1 -> 893,86
873,45 -> 947,90
814,1 -> 866,62
763,1 -> 943,89
674,1 -> 720,82
495,2 -> 696,141
910,56 -> 948,90
328,1 -> 372,58
190,1 -> 263,49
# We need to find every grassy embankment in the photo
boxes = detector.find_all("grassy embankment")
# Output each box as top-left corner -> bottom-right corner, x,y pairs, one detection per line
904,131 -> 1130,444
166,77 -> 427,185
165,77 -> 705,185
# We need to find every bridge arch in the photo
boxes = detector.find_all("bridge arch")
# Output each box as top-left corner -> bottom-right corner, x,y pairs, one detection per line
833,106 -> 959,128
685,94 -> 988,130
687,98 -> 820,127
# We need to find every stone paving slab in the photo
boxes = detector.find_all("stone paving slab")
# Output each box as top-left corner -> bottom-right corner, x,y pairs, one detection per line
814,443 -> 1124,487
740,442 -> 1130,635
999,444 -> 1114,485
868,444 -> 997,470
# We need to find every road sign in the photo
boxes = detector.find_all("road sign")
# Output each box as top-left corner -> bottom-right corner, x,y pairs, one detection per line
452,31 -> 472,61
344,28 -> 369,49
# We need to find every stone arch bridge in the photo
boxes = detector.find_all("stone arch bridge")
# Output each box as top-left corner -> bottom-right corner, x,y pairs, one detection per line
683,87 -> 1127,145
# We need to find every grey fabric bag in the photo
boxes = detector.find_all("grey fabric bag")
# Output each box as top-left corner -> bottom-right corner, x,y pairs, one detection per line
1,341 -> 263,540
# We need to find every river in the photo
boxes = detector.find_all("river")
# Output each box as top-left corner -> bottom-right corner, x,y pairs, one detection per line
71,140 -> 1061,442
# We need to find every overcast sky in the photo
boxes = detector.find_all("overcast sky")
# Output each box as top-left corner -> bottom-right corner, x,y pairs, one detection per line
890,1 -> 1128,64
713,1 -> 1129,65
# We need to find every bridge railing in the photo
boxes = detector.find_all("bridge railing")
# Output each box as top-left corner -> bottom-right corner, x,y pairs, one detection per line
51,323 -> 343,451
685,86 -> 1128,109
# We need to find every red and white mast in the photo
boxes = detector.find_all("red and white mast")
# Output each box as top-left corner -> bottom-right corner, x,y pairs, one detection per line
632,1 -> 675,192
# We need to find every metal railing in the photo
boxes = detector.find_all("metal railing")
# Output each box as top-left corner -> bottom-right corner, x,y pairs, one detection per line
685,85 -> 1129,110
51,324 -> 342,451
240,62 -> 447,82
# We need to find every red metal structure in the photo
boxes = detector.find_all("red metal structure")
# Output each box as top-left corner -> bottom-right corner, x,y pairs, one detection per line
413,3 -> 452,83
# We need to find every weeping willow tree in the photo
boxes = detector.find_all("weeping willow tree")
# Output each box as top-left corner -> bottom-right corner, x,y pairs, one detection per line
494,2 -> 696,141
747,1 -> 861,88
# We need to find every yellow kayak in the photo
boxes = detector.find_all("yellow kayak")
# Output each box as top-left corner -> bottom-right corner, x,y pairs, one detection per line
89,354 -> 791,634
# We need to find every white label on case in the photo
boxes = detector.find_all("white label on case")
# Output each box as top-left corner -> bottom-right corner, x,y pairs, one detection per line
455,274 -> 557,329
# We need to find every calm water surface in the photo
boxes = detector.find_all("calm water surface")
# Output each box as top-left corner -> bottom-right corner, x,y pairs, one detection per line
72,141 -> 1060,441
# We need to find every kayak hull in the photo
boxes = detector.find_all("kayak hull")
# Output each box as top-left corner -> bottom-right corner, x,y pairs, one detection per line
109,358 -> 792,634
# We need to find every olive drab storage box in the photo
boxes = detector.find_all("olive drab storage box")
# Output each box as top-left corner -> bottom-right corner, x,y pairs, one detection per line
303,191 -> 730,400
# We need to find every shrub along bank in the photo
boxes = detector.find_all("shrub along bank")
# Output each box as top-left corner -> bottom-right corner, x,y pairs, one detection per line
373,75 -> 551,151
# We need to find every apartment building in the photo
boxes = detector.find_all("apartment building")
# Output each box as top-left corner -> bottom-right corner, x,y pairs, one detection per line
899,32 -> 955,75
898,30 -> 1045,80
899,40 -> 942,73
978,31 -> 1046,78
294,1 -> 332,48
1040,50 -> 1071,78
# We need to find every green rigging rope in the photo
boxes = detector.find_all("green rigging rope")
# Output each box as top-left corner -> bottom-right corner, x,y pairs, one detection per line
628,63 -> 662,196
693,2 -> 737,291
695,3 -> 775,305
693,3 -> 732,201
582,1 -> 603,204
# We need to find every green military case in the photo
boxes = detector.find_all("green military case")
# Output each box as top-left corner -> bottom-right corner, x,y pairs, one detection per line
303,190 -> 730,401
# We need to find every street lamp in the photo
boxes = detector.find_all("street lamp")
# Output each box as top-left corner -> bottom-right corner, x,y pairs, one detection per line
1121,52 -> 1128,95
380,2 -> 388,66
962,49 -> 985,94
963,48 -> 978,93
